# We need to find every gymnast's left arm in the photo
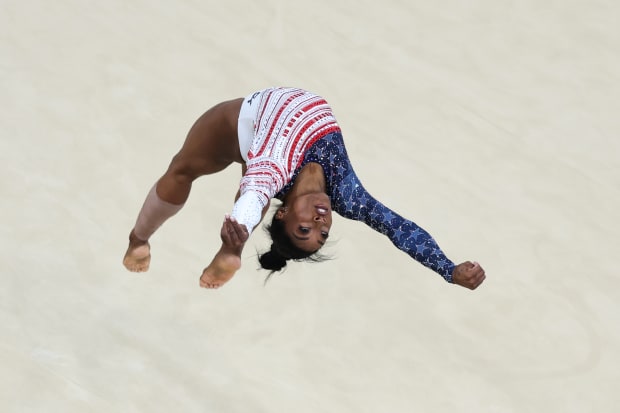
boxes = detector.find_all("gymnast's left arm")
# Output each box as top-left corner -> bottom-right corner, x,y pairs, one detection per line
333,172 -> 485,290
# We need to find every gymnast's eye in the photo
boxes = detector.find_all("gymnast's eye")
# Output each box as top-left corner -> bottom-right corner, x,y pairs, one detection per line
299,227 -> 310,234
321,231 -> 329,239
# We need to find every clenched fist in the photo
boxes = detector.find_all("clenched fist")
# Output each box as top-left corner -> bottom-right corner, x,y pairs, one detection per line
452,261 -> 486,290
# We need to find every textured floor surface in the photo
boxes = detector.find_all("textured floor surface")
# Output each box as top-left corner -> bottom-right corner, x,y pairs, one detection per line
1,1 -> 618,412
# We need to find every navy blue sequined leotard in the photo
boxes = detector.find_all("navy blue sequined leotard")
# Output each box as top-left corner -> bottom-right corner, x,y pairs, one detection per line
275,132 -> 456,282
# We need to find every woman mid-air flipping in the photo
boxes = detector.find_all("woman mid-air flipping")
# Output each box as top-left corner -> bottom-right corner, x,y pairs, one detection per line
122,87 -> 486,290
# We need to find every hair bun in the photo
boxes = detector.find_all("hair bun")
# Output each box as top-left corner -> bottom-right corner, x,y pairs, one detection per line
258,246 -> 288,272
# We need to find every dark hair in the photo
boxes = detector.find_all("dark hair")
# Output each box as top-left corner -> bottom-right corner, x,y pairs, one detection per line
258,212 -> 328,281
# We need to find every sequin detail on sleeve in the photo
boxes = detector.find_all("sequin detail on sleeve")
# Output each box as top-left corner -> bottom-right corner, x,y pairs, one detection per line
298,132 -> 456,282
231,191 -> 263,236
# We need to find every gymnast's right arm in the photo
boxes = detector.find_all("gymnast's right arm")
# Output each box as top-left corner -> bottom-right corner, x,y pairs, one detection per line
202,170 -> 270,273
229,162 -> 273,236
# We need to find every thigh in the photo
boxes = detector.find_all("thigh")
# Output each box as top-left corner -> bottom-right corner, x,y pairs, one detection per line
170,97 -> 244,177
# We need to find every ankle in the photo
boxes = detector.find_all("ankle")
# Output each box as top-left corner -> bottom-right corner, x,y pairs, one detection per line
129,229 -> 149,244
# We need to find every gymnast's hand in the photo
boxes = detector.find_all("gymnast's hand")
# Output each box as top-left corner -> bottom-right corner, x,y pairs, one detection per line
220,214 -> 249,253
452,261 -> 486,290
199,215 -> 249,289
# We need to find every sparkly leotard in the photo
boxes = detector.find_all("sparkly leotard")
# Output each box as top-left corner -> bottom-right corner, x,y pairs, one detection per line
232,88 -> 455,282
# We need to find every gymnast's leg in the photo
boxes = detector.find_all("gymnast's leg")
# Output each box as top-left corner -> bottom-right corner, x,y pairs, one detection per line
123,98 -> 244,272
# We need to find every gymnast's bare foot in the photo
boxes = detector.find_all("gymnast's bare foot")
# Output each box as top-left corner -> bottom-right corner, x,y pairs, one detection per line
200,215 -> 248,289
199,250 -> 241,289
123,230 -> 151,272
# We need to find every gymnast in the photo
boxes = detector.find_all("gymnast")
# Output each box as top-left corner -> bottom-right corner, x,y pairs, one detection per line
122,87 -> 486,290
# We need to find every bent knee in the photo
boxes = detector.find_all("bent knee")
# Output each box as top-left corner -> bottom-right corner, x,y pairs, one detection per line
166,155 -> 200,181
167,154 -> 228,181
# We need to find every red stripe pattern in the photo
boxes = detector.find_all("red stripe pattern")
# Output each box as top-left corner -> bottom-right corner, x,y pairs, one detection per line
239,87 -> 341,206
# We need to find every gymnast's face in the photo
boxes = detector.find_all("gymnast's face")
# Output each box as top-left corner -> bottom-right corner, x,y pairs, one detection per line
277,192 -> 332,253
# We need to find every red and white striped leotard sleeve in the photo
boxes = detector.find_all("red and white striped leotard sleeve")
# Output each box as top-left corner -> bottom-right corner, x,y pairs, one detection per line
231,87 -> 340,234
